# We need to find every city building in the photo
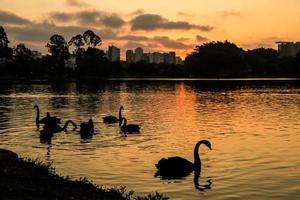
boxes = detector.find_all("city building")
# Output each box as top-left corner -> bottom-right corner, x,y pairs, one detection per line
168,51 -> 176,65
126,50 -> 134,63
151,52 -> 164,64
107,45 -> 120,62
125,47 -> 181,65
134,47 -> 144,62
276,42 -> 300,57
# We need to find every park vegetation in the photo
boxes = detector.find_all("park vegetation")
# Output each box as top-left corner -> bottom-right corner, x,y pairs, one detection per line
1,26 -> 300,81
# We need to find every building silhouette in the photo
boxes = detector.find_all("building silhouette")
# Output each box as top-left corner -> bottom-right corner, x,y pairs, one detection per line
276,42 -> 300,57
134,47 -> 144,63
107,45 -> 120,62
126,50 -> 134,63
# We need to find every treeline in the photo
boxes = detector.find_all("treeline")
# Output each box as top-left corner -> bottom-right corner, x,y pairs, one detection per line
1,25 -> 300,80
185,41 -> 300,77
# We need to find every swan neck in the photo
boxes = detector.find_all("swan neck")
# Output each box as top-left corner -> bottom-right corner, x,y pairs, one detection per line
63,120 -> 77,131
35,106 -> 40,127
194,142 -> 202,169
119,107 -> 123,120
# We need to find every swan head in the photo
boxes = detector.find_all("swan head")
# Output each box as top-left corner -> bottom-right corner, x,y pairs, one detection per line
88,118 -> 94,125
120,106 -> 124,110
33,105 -> 38,109
201,140 -> 212,150
46,112 -> 50,117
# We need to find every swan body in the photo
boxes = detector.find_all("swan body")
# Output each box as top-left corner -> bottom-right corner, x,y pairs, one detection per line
103,106 -> 123,125
155,140 -> 212,179
80,118 -> 94,137
120,117 -> 140,134
40,120 -> 77,135
34,105 -> 61,128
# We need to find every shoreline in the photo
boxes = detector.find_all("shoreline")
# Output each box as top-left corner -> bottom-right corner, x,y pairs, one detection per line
1,77 -> 300,84
0,149 -> 168,200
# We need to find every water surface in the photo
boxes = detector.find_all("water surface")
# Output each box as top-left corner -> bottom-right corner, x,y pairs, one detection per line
0,80 -> 300,199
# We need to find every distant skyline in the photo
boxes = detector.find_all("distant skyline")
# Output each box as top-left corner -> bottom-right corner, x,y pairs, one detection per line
1,0 -> 300,58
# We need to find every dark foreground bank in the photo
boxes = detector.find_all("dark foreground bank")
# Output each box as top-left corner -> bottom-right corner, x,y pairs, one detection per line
0,149 -> 168,200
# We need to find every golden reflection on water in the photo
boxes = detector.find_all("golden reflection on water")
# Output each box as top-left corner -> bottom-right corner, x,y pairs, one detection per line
0,81 -> 300,199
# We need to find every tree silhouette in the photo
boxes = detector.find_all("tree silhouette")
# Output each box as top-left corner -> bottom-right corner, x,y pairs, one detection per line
185,40 -> 246,76
68,34 -> 85,56
46,34 -> 70,74
15,43 -> 33,59
0,26 -> 13,59
0,26 -> 9,48
83,30 -> 102,48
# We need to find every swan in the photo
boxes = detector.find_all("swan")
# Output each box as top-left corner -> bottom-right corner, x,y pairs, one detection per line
34,105 -> 61,128
120,117 -> 140,135
103,106 -> 124,125
80,118 -> 94,137
40,120 -> 77,135
155,140 -> 212,179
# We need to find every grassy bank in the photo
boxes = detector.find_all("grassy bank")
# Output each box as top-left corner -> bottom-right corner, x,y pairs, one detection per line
0,149 -> 168,200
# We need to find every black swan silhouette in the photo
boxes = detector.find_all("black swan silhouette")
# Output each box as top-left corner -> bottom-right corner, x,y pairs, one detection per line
155,140 -> 212,179
80,118 -> 94,138
103,106 -> 124,125
41,120 -> 77,134
34,105 -> 61,128
120,117 -> 140,135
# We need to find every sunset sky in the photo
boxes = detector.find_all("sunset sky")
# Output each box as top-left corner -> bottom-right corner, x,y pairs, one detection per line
1,0 -> 300,58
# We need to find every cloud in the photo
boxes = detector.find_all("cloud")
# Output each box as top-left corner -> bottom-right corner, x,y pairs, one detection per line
177,12 -> 195,18
0,10 -> 31,25
119,35 -> 150,41
5,19 -> 117,43
128,9 -> 145,16
65,0 -> 89,7
177,37 -> 190,42
220,10 -> 241,17
130,14 -> 213,31
241,37 -> 283,49
153,36 -> 193,49
196,35 -> 208,42
101,15 -> 126,28
124,41 -> 147,49
49,10 -> 125,28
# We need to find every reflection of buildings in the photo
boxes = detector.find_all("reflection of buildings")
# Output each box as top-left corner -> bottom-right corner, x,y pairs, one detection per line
276,42 -> 300,57
126,47 -> 181,65
107,45 -> 120,62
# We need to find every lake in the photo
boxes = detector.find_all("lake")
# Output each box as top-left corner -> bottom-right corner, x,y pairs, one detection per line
0,79 -> 300,199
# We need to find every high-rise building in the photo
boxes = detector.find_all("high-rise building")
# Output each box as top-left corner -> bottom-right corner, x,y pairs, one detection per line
134,47 -> 144,62
107,45 -> 120,62
276,42 -> 300,57
152,52 -> 164,64
126,50 -> 134,63
169,51 -> 176,65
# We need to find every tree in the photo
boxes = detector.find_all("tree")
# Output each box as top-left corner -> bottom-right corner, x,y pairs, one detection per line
46,34 -> 70,74
0,26 -> 13,59
46,34 -> 69,59
68,34 -> 85,56
0,26 -> 9,48
83,30 -> 102,48
185,41 -> 246,77
14,43 -> 33,60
